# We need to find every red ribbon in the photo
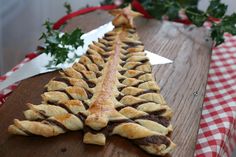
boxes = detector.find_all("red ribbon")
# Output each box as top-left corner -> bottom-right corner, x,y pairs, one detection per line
25,52 -> 38,60
131,0 -> 152,18
53,5 -> 117,30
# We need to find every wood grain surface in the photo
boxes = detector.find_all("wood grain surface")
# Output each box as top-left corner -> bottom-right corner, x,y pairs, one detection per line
0,11 -> 212,157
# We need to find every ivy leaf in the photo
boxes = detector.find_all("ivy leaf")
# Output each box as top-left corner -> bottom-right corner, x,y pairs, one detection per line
185,7 -> 207,26
207,0 -> 227,18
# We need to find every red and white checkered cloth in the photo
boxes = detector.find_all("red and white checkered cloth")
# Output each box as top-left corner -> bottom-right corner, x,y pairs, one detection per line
195,34 -> 236,157
0,53 -> 37,106
1,31 -> 236,157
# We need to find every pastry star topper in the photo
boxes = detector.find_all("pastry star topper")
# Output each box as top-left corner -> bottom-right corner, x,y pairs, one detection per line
109,4 -> 142,28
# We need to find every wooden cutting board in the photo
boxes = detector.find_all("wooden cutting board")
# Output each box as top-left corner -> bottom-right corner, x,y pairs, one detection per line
0,11 -> 212,157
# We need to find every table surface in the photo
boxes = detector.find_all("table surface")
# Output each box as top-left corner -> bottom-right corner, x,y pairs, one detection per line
0,11 -> 212,157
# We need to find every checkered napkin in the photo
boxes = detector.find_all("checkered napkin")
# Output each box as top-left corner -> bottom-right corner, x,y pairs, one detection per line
0,53 -> 37,106
195,34 -> 236,157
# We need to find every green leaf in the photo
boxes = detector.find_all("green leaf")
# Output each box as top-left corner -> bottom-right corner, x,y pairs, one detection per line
165,1 -> 181,20
64,2 -> 72,14
142,0 -> 167,20
176,0 -> 198,6
207,0 -> 227,18
47,36 -> 60,44
185,7 -> 207,26
66,28 -> 84,48
211,13 -> 236,46
100,0 -> 114,5
39,19 -> 84,66
211,24 -> 224,45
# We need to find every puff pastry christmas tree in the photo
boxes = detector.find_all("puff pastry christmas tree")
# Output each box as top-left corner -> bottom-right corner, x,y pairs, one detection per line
8,5 -> 176,156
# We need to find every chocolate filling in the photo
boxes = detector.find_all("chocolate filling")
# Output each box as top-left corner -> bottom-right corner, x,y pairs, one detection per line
130,63 -> 142,70
127,101 -> 149,109
82,64 -> 90,71
20,128 -> 34,136
37,110 -> 48,119
86,55 -> 96,64
54,77 -> 72,86
75,113 -> 86,122
121,56 -> 129,61
95,72 -> 102,78
85,80 -> 96,88
128,29 -> 136,34
130,59 -> 149,70
134,89 -> 158,97
123,41 -> 144,47
118,78 -> 125,83
84,119 -> 133,136
149,109 -> 167,116
116,94 -> 124,101
97,65 -> 103,71
104,37 -> 114,42
140,59 -> 149,64
104,34 -> 114,38
133,135 -> 170,147
47,100 -> 59,105
57,90 -> 74,100
45,119 -> 68,132
84,89 -> 93,99
81,100 -> 89,109
79,71 -> 91,81
120,62 -> 126,67
104,119 -> 133,135
100,46 -> 110,52
133,81 -> 146,87
121,46 -> 129,50
115,100 -> 149,111
85,50 -> 91,55
100,53 -> 110,58
133,115 -> 169,127
57,103 -> 73,113
133,72 -> 147,79
117,86 -> 126,91
119,70 -> 126,75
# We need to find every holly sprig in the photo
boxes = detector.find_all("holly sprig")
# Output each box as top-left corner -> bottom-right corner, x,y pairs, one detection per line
39,20 -> 84,66
101,0 -> 236,46
38,2 -> 84,66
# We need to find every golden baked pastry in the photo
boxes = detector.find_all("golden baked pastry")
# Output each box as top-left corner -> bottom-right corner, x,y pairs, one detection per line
8,5 -> 176,156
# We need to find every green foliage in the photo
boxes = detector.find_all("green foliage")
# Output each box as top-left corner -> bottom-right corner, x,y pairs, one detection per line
211,13 -> 236,45
64,2 -> 72,14
39,20 -> 84,65
185,7 -> 207,26
207,0 -> 227,18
